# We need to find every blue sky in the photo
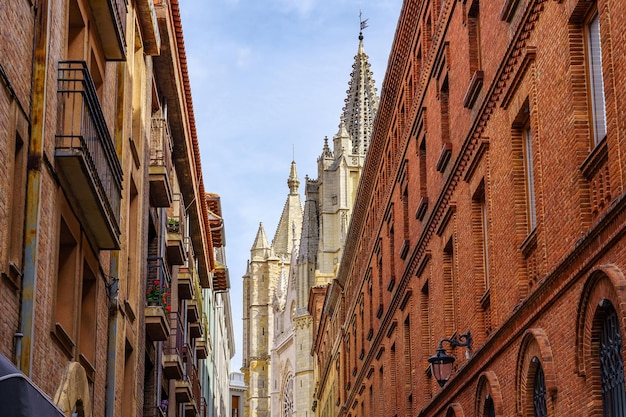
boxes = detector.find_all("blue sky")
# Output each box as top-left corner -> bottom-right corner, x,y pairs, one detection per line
179,0 -> 402,371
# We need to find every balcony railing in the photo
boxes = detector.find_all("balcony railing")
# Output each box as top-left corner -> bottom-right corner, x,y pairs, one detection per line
145,257 -> 171,341
187,359 -> 201,412
166,194 -> 187,265
146,256 -> 172,310
163,312 -> 184,380
149,113 -> 173,207
55,61 -> 122,249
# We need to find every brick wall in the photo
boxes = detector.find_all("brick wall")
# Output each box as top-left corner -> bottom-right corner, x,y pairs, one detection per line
314,0 -> 626,415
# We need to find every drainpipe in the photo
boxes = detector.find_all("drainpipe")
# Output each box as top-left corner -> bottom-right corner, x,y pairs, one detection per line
105,57 -> 128,417
212,290 -> 227,417
17,0 -> 51,376
105,252 -> 120,417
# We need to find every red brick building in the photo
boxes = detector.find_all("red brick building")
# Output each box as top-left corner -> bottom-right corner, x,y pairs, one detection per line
311,0 -> 626,416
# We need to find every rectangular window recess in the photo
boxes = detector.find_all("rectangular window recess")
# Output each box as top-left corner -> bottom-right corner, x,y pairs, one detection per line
415,196 -> 429,221
400,239 -> 411,260
2,261 -> 22,290
124,299 -> 136,322
376,304 -> 384,319
367,328 -> 374,341
581,136 -> 608,180
500,0 -> 521,22
416,253 -> 432,278
436,142 -> 452,172
386,321 -> 397,338
480,288 -> 491,309
520,228 -> 538,258
52,323 -> 75,358
399,290 -> 412,311
78,353 -> 96,382
463,70 -> 484,108
376,347 -> 385,360
359,349 -> 365,360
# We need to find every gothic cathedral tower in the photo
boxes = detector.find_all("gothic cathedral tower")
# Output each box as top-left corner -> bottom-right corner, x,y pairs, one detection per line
242,31 -> 379,417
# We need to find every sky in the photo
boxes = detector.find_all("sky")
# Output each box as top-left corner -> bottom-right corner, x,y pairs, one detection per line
179,0 -> 403,372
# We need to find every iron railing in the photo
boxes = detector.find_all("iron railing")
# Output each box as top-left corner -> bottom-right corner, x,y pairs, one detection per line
167,193 -> 187,235
150,113 -> 173,174
56,61 -> 123,229
146,257 -> 172,311
164,312 -> 184,358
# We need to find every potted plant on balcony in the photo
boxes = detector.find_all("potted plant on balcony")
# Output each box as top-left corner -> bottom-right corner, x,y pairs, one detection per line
167,217 -> 180,233
146,280 -> 170,313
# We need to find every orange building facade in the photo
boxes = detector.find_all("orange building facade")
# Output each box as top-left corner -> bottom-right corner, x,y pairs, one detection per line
312,0 -> 626,416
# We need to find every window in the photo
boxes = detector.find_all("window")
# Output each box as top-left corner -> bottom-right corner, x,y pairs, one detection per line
532,358 -> 548,417
55,219 -> 79,350
585,9 -> 606,145
473,182 -> 490,291
2,100 -> 28,287
468,0 -> 482,73
523,119 -> 536,231
54,201 -> 101,371
599,303 -> 626,417
282,374 -> 294,417
481,194 -> 489,287
484,395 -> 496,417
443,238 -> 456,336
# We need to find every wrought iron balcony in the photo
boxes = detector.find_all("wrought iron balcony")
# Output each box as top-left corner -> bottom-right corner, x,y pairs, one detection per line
195,338 -> 208,360
89,0 -> 127,60
166,196 -> 187,265
177,267 -> 194,299
145,257 -> 172,341
55,61 -> 122,250
185,358 -> 201,415
149,113 -> 173,207
163,312 -> 184,380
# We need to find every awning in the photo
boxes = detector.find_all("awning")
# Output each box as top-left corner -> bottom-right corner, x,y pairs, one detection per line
0,354 -> 64,417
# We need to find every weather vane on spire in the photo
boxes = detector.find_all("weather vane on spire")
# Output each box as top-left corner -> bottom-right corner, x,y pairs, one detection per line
359,10 -> 368,40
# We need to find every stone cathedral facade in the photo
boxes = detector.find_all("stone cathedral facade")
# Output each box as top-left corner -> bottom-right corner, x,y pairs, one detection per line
241,32 -> 379,417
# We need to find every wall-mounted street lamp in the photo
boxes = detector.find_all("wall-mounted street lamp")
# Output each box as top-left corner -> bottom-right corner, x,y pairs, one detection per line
427,331 -> 473,387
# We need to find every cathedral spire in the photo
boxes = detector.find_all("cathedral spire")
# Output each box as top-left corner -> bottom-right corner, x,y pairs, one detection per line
251,222 -> 271,259
342,18 -> 379,156
287,160 -> 300,195
272,162 -> 303,257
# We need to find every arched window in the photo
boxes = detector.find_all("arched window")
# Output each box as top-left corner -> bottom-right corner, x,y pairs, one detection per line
599,301 -> 626,417
282,374 -> 294,417
484,394 -> 495,417
475,371 -> 503,417
532,358 -> 547,417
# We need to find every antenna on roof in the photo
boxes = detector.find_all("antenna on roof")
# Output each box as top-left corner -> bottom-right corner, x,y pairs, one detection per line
359,10 -> 369,40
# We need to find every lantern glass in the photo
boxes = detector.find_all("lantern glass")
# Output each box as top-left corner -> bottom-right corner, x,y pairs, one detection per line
428,348 -> 455,387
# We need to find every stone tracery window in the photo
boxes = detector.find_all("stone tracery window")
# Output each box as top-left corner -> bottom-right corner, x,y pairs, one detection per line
282,374 -> 294,417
